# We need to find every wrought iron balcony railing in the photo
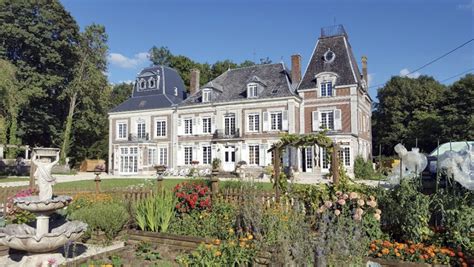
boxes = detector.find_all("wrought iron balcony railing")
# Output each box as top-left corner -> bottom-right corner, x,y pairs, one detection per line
213,128 -> 240,139
128,133 -> 150,142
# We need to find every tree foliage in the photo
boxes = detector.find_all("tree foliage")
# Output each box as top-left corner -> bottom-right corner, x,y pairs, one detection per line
373,74 -> 473,156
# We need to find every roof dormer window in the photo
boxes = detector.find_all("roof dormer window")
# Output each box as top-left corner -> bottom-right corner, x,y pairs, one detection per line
148,77 -> 155,88
202,89 -> 211,103
139,78 -> 146,90
247,83 -> 258,98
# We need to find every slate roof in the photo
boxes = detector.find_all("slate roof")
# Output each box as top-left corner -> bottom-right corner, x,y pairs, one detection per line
110,65 -> 186,113
299,33 -> 362,90
181,63 -> 295,106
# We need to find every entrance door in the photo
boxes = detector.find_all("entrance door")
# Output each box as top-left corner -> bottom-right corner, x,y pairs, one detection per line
119,147 -> 138,174
301,147 -> 313,172
223,145 -> 236,172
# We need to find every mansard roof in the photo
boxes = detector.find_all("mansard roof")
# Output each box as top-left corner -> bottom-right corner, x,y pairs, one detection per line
299,27 -> 362,90
110,65 -> 186,113
181,63 -> 295,106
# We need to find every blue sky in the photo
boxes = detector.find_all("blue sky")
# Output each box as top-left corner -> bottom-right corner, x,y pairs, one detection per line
61,0 -> 473,100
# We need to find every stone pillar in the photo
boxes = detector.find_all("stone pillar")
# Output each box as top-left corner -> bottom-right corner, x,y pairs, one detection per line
36,215 -> 49,237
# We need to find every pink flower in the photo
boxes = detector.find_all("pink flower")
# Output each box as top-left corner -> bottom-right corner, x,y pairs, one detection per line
349,192 -> 358,200
357,199 -> 365,206
353,213 -> 362,221
356,208 -> 364,216
369,195 -> 375,201
337,199 -> 346,205
324,201 -> 333,208
334,209 -> 341,216
374,213 -> 381,221
367,200 -> 377,208
375,209 -> 382,215
342,193 -> 349,200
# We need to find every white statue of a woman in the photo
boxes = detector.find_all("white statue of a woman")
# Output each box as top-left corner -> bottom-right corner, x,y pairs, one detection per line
33,151 -> 59,201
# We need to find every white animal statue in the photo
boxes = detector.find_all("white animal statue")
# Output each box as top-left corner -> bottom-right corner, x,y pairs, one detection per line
438,148 -> 473,190
32,151 -> 60,201
390,144 -> 428,184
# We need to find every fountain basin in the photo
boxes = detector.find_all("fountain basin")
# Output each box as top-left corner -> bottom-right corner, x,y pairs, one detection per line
13,196 -> 72,214
0,221 -> 87,253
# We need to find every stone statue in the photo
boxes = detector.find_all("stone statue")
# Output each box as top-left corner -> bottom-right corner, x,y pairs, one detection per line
33,151 -> 59,201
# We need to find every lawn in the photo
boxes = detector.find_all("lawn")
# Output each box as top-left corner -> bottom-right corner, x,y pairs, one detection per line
53,178 -> 273,192
0,177 -> 29,183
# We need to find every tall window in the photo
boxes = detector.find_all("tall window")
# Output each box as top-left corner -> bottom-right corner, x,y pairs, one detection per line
337,147 -> 351,167
322,147 -> 329,169
202,117 -> 212,134
137,122 -> 146,139
248,84 -> 258,98
155,120 -> 166,137
148,148 -> 157,165
270,112 -> 282,131
224,114 -> 236,135
158,147 -> 168,166
321,81 -> 333,97
202,89 -> 211,102
202,146 -> 212,164
184,118 -> 193,135
117,122 -> 127,139
320,111 -> 334,130
248,113 -> 260,132
249,145 -> 260,165
184,147 -> 193,165
120,147 -> 138,173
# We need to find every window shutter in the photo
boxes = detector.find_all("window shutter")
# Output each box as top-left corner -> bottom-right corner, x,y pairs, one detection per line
195,117 -> 202,135
259,144 -> 266,167
177,145 -> 184,166
241,143 -> 248,163
262,112 -> 269,131
194,145 -> 200,162
211,115 -> 216,134
312,111 -> 320,132
334,109 -> 342,130
282,110 -> 289,131
177,118 -> 183,135
211,144 -> 218,162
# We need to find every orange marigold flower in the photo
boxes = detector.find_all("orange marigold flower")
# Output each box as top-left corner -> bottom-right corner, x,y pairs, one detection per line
396,253 -> 401,257
377,253 -> 382,257
382,248 -> 390,255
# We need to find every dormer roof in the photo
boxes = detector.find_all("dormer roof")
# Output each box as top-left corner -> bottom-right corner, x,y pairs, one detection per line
110,65 -> 186,113
181,63 -> 295,106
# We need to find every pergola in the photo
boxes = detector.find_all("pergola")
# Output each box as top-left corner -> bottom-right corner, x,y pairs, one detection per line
267,133 -> 342,201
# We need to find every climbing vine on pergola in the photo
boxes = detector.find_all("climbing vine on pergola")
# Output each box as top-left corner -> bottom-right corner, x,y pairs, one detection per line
268,132 -> 342,201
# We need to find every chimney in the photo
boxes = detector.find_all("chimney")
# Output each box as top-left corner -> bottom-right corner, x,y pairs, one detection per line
189,69 -> 200,95
291,54 -> 302,85
361,56 -> 368,85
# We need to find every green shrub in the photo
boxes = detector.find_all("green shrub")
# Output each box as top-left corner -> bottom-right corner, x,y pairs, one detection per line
379,179 -> 432,243
169,201 -> 236,240
354,155 -> 375,179
69,201 -> 129,240
134,189 -> 176,233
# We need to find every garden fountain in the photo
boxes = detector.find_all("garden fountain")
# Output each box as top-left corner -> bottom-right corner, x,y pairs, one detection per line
0,148 -> 87,266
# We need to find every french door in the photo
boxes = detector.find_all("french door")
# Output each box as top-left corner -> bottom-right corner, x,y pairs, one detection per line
119,147 -> 138,174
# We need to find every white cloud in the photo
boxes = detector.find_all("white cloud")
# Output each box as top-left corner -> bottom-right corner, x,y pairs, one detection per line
108,52 -> 149,68
458,0 -> 474,12
399,68 -> 421,79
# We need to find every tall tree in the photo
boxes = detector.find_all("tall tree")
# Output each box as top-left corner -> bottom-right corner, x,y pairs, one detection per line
0,0 -> 80,147
59,24 -> 109,163
372,76 -> 445,155
0,59 -> 24,157
439,74 -> 474,142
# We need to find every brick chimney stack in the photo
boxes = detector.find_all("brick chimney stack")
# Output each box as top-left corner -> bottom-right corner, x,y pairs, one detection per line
189,69 -> 200,95
291,54 -> 302,85
361,56 -> 368,85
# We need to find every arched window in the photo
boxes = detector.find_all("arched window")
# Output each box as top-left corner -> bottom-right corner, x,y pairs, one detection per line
148,77 -> 155,88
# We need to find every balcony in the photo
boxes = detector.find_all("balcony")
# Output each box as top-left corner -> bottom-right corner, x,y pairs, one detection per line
213,129 -> 240,139
128,133 -> 150,142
